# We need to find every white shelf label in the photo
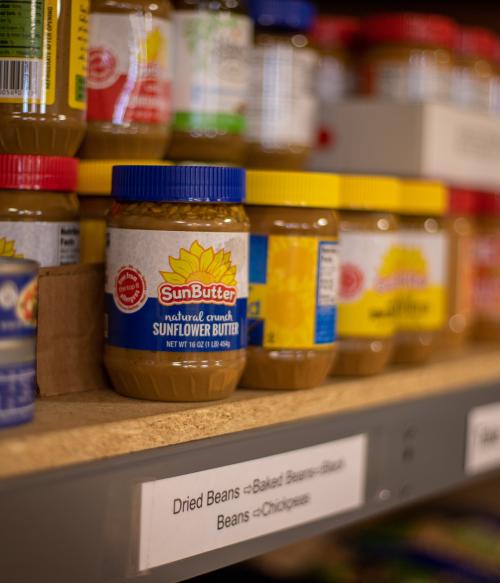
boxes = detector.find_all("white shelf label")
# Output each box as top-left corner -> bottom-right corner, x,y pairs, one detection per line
139,434 -> 367,570
466,402 -> 500,475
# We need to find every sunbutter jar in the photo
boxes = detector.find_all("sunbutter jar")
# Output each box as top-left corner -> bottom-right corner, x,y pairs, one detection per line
78,160 -> 171,263
242,171 -> 340,390
333,176 -> 399,377
393,180 -> 449,365
246,0 -> 317,170
0,156 -> 80,267
360,12 -> 457,102
81,0 -> 173,159
169,0 -> 253,164
105,165 -> 249,402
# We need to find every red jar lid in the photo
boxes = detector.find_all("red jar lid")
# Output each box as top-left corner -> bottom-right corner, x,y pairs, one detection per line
476,192 -> 500,216
0,155 -> 78,192
456,27 -> 496,61
449,188 -> 477,215
493,37 -> 500,66
362,12 -> 458,50
310,16 -> 360,49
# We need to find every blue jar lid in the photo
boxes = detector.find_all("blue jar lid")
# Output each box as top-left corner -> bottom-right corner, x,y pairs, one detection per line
249,0 -> 315,32
112,166 -> 246,203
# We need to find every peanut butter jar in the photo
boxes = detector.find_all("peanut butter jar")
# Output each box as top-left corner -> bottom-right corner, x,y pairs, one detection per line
80,0 -> 173,159
359,12 -> 457,102
78,160 -> 172,263
0,1 -> 89,156
0,155 -> 79,267
393,180 -> 449,365
332,176 -> 399,377
242,171 -> 340,390
168,0 -> 252,164
245,0 -> 317,170
105,165 -> 249,402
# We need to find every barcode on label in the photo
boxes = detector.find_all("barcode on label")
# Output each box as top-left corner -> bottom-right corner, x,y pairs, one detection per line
0,59 -> 43,99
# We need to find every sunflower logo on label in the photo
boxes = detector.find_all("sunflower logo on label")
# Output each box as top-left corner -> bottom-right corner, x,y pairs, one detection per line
0,238 -> 23,259
158,241 -> 238,307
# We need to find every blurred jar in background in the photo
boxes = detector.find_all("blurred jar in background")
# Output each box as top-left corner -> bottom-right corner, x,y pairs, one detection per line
451,27 -> 495,112
246,0 -> 317,170
489,38 -> 500,116
442,188 -> 476,350
473,193 -> 500,342
359,12 -> 457,103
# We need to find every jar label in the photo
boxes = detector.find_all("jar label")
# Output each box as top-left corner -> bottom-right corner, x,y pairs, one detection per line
396,230 -> 449,332
87,13 -> 173,124
338,232 -> 398,338
473,234 -> 500,319
106,228 -> 248,353
0,0 -> 57,105
0,361 -> 36,428
362,60 -> 450,102
246,45 -> 317,148
172,11 -> 252,134
0,272 -> 37,339
68,0 -> 89,110
248,235 -> 338,349
0,222 -> 80,267
451,67 -> 493,111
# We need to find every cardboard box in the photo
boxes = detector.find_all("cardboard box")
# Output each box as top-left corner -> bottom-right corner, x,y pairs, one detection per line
310,100 -> 500,191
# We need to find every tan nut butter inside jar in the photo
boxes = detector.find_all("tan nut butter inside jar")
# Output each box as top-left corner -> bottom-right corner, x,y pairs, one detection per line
242,171 -> 340,390
168,0 -> 252,164
0,1 -> 89,156
80,0 -> 173,159
393,181 -> 449,365
0,155 -> 80,267
105,166 -> 249,402
332,176 -> 399,377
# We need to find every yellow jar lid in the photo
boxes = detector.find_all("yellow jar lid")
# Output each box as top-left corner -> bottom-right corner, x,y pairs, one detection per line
78,160 -> 172,195
339,175 -> 400,212
399,180 -> 448,216
246,170 -> 341,208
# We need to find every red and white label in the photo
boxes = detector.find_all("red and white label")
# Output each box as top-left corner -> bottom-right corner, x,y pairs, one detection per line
114,266 -> 147,313
87,13 -> 172,124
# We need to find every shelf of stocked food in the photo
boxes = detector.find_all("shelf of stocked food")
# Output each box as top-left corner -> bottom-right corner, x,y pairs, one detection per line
2,347 -> 500,583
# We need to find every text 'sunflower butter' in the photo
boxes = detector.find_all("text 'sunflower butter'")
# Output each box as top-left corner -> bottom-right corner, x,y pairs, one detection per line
105,165 -> 249,402
242,171 -> 340,390
333,176 -> 400,377
393,180 -> 449,365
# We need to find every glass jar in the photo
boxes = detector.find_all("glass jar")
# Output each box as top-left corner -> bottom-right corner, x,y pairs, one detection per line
451,27 -> 496,111
80,0 -> 173,159
442,188 -> 476,350
242,171 -> 340,389
245,0 -> 317,170
393,181 -> 449,365
0,1 -> 88,156
0,156 -> 80,267
105,165 -> 249,402
359,12 -> 457,102
473,193 -> 500,342
78,159 -> 172,263
168,0 -> 252,164
333,176 -> 399,377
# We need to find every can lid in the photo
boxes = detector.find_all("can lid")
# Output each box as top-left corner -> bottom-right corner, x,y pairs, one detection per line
78,160 -> 172,195
246,170 -> 340,208
0,155 -> 78,192
362,12 -> 458,50
449,188 -> 477,215
249,0 -> 316,32
399,180 -> 448,216
310,16 -> 360,49
456,27 -> 496,61
112,166 -> 246,203
339,175 -> 400,212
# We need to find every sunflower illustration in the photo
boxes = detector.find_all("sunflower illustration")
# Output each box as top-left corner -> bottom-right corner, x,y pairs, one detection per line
0,237 -> 23,258
160,241 -> 237,286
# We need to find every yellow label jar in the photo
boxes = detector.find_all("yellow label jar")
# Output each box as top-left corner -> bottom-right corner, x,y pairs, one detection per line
333,176 -> 400,377
242,171 -> 340,390
393,180 -> 449,365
